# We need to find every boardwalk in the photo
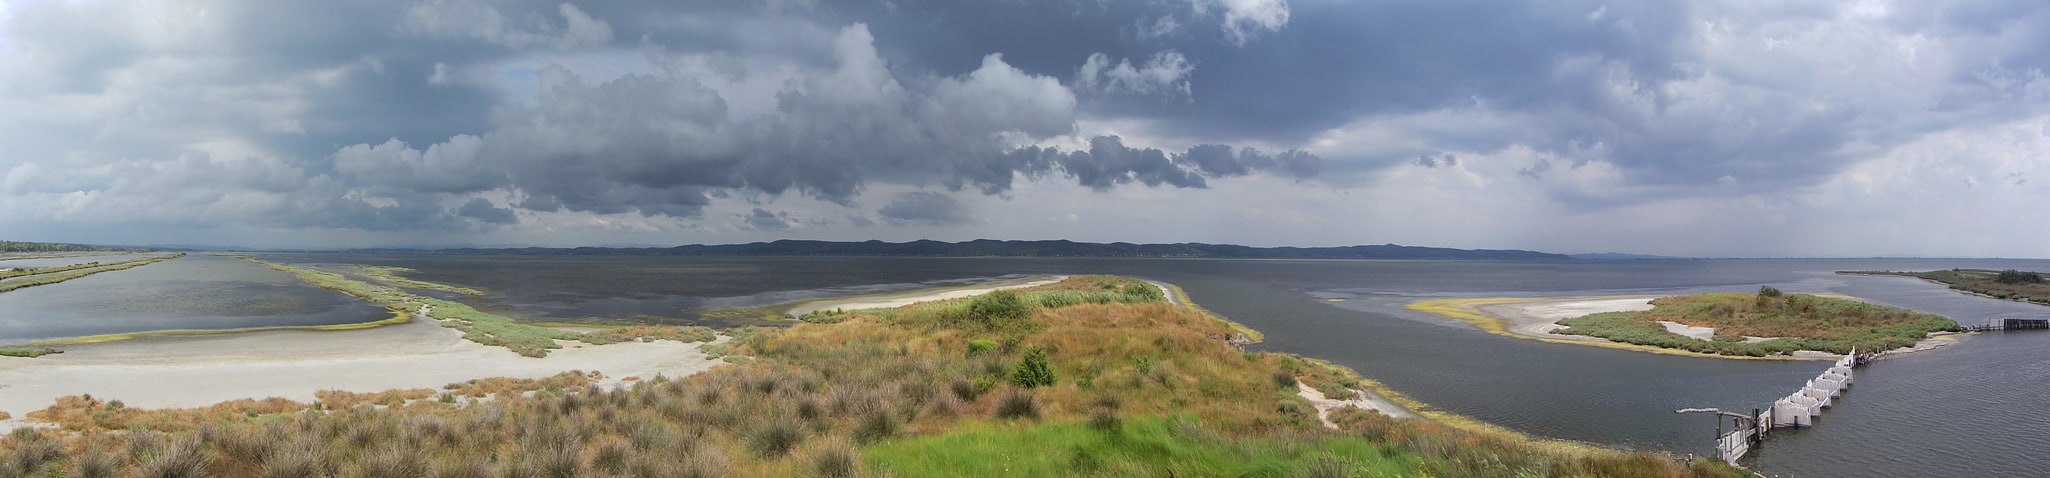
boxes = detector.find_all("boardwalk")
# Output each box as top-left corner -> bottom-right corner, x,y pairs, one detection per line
1962,318 -> 2050,332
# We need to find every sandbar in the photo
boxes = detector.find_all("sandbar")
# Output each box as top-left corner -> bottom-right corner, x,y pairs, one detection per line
0,313 -> 723,423
1471,296 -> 1660,340
784,275 -> 1069,316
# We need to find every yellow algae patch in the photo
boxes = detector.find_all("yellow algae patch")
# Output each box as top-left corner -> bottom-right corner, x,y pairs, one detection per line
28,308 -> 413,347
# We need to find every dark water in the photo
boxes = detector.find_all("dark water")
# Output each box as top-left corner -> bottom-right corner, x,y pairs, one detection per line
0,254 -> 392,342
258,254 -> 1052,326
15,254 -> 2050,476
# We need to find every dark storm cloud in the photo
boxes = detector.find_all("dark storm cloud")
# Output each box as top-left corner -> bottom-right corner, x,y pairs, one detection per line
8,0 -> 2048,244
878,192 -> 974,226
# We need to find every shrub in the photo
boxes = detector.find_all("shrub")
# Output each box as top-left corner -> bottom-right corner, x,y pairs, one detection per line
1122,282 -> 1165,301
1757,286 -> 1783,298
748,421 -> 805,458
995,390 -> 1040,420
1272,371 -> 1299,389
853,411 -> 900,445
950,379 -> 980,401
966,339 -> 997,356
135,435 -> 206,478
1011,347 -> 1057,388
802,438 -> 859,478
1997,269 -> 2044,284
964,289 -> 1030,328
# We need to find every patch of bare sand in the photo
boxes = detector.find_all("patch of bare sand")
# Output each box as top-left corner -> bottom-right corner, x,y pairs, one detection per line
0,316 -> 724,421
1475,296 -> 1660,340
1657,321 -> 1718,341
1295,382 -> 1414,429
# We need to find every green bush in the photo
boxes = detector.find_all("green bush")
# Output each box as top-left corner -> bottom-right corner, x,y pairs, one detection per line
966,339 -> 997,356
1012,348 -> 1057,388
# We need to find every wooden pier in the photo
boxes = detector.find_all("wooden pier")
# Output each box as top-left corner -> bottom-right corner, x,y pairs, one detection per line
1962,318 -> 2050,332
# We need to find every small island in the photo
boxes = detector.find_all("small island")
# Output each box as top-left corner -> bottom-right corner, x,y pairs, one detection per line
1554,287 -> 1960,357
1413,287 -> 1961,359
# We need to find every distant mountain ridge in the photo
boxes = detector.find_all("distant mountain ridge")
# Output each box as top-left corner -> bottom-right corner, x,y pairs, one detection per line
350,239 -> 1572,260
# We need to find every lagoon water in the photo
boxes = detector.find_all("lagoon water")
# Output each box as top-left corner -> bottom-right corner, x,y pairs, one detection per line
10,254 -> 2050,476
0,254 -> 390,341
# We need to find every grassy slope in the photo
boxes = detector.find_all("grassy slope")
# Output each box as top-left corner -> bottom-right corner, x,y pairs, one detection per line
1558,292 -> 1959,356
0,275 -> 1738,477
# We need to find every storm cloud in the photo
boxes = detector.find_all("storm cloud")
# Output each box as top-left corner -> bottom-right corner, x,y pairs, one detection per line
2,0 -> 2048,256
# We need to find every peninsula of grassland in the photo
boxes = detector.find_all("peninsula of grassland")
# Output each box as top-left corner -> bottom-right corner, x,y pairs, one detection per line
1840,268 -> 2050,306
0,253 -> 184,294
1556,287 -> 1960,356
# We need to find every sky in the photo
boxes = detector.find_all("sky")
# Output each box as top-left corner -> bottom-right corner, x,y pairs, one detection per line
1,0 -> 2047,257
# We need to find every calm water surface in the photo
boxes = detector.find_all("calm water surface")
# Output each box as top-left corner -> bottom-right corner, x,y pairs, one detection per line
0,254 -> 390,341
12,254 -> 2050,476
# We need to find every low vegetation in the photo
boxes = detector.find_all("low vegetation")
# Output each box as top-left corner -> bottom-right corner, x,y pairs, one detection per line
1558,287 -> 1960,356
0,275 -> 1737,477
359,265 -> 486,295
235,255 -> 712,357
1843,268 -> 2050,306
0,347 -> 62,358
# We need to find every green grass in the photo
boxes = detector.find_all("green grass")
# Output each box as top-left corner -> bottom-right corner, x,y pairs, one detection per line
0,253 -> 184,293
1558,291 -> 1959,356
0,347 -> 61,358
864,414 -> 1418,477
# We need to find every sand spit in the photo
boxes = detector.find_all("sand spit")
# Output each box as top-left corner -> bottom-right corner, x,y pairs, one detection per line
1473,296 -> 1659,340
785,275 -> 1068,316
0,315 -> 723,421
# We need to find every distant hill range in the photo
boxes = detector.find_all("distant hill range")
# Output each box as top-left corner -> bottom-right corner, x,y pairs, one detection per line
1567,252 -> 1686,260
352,239 -> 1573,260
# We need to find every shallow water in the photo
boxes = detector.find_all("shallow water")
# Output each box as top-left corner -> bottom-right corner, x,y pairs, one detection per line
0,254 -> 391,342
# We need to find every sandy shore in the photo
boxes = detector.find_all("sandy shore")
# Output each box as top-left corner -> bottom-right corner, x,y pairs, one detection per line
1471,296 -> 1660,341
0,314 -> 724,422
784,275 -> 1069,316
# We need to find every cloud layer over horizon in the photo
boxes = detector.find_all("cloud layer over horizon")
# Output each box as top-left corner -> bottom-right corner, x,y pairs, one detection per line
2,0 -> 2047,257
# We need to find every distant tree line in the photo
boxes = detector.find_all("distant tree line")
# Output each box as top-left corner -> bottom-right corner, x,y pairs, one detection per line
0,241 -> 148,253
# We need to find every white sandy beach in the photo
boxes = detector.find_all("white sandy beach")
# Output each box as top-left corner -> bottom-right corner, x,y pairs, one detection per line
785,275 -> 1069,316
1475,296 -> 1660,340
0,315 -> 724,423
